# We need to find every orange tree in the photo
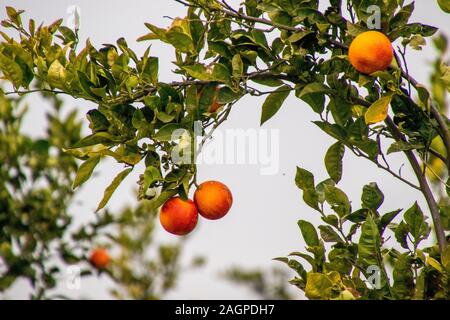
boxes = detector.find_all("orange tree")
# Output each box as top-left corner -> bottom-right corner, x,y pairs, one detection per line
0,0 -> 449,299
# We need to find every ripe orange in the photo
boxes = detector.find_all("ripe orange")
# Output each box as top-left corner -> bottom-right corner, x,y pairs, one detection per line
348,31 -> 393,74
194,181 -> 233,220
90,248 -> 110,269
160,197 -> 198,235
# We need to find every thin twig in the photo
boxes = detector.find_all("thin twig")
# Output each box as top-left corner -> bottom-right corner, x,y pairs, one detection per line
197,102 -> 234,155
4,89 -> 67,96
348,146 -> 420,190
396,46 -> 411,96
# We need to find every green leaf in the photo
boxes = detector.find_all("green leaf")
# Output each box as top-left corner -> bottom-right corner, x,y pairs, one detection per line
212,63 -> 232,86
328,97 -> 352,126
387,140 -> 424,154
5,6 -> 22,26
318,225 -> 343,243
182,64 -> 214,81
313,121 -> 347,141
250,76 -> 284,87
217,87 -> 241,104
390,2 -> 414,29
316,179 -> 335,204
58,26 -> 76,43
392,253 -> 414,299
305,272 -> 340,300
358,214 -> 382,268
142,57 -> 158,85
149,189 -> 178,209
288,260 -> 307,278
87,109 -> 110,132
324,142 -> 345,183
189,12 -> 205,51
0,53 -> 23,88
131,108 -> 148,129
303,189 -> 320,211
70,132 -> 115,149
142,23 -> 168,41
361,183 -> 384,210
260,85 -> 291,125
389,23 -> 438,40
305,273 -> 333,299
153,123 -> 186,142
412,270 -> 426,299
427,256 -> 444,272
294,164 -> 319,211
96,168 -> 132,212
324,185 -> 351,217
346,21 -> 365,37
298,82 -> 332,97
141,166 -> 162,196
404,202 -> 430,244
365,93 -> 394,124
77,71 -> 99,99
407,34 -> 426,50
47,59 -> 68,89
297,83 -> 331,113
287,30 -> 314,43
442,246 -> 450,271
166,30 -> 195,53
321,214 -> 339,228
185,85 -> 198,111
231,54 -> 244,80
295,167 -> 315,190
298,220 -> 319,247
328,247 -> 355,275
394,221 -> 410,249
73,155 -> 101,189
378,209 -> 402,235
289,252 -> 316,269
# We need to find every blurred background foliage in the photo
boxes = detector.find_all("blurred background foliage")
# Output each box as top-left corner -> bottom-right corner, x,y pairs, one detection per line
0,89 -> 286,299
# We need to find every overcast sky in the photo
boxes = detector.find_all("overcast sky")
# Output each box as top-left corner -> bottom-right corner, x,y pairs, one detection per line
1,0 -> 449,299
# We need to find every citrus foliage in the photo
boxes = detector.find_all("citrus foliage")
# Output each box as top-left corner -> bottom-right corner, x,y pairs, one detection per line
1,0 -> 450,300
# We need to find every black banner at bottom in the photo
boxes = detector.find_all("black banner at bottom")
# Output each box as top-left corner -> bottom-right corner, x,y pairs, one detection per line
0,300 -> 448,319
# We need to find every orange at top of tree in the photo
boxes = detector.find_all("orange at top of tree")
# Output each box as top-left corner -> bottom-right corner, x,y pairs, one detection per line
348,30 -> 394,75
90,247 -> 110,269
160,197 -> 199,235
194,181 -> 233,220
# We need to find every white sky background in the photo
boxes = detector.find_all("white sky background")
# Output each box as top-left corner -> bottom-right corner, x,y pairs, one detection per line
1,0 -> 449,299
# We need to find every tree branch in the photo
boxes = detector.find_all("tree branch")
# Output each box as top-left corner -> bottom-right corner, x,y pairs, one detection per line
398,67 -> 450,173
352,95 -> 447,252
385,116 -> 447,252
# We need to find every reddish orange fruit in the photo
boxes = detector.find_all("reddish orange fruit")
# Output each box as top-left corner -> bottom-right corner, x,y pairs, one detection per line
160,197 -> 198,235
194,181 -> 233,220
348,31 -> 393,74
90,248 -> 110,269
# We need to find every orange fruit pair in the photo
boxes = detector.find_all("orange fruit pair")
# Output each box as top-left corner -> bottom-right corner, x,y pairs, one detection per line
159,181 -> 233,236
